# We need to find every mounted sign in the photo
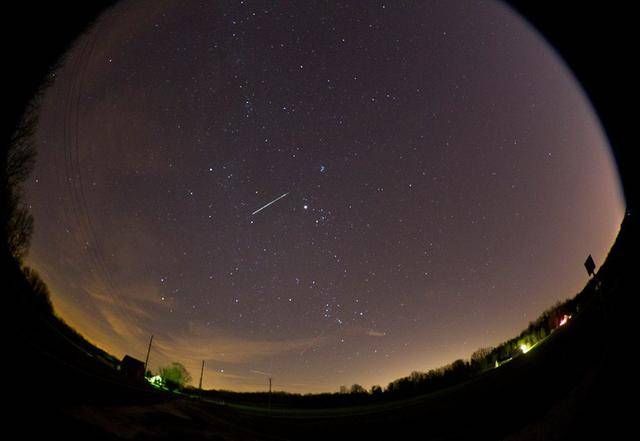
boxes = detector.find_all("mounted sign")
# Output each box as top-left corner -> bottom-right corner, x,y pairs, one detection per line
584,254 -> 596,277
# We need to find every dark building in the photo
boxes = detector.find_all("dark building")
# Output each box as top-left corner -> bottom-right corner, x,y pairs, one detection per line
120,355 -> 145,381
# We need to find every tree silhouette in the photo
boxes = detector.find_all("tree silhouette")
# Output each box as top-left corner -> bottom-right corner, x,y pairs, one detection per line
22,266 -> 53,314
159,362 -> 192,391
2,106 -> 37,262
470,347 -> 494,371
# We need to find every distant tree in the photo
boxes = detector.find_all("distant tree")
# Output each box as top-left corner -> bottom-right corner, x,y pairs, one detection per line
470,347 -> 494,371
370,385 -> 383,395
350,384 -> 367,394
443,359 -> 470,385
159,362 -> 192,390
339,385 -> 349,394
2,106 -> 37,261
410,371 -> 426,383
6,200 -> 33,262
22,266 -> 53,314
471,347 -> 493,363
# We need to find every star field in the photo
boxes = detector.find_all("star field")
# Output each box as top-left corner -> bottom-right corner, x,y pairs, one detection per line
26,0 -> 624,392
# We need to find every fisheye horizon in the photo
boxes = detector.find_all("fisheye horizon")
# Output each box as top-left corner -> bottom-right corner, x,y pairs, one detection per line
24,0 -> 624,393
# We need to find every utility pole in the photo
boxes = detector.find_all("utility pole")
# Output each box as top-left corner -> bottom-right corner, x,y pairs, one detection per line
268,376 -> 272,412
199,360 -> 205,390
143,334 -> 153,376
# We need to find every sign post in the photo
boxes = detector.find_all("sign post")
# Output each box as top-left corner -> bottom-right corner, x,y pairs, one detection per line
584,254 -> 596,278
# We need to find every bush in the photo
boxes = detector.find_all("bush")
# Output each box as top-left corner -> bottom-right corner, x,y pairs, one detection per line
159,362 -> 191,391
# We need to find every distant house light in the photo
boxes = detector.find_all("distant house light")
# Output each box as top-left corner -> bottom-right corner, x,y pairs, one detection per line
147,375 -> 163,388
559,314 -> 572,327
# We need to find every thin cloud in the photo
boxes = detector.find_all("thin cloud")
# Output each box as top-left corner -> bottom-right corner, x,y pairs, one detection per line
367,330 -> 387,337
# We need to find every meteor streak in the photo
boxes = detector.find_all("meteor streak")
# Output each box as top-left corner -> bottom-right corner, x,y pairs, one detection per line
251,192 -> 289,215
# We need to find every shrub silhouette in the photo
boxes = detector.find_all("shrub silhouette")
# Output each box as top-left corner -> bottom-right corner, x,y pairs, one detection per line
159,362 -> 192,391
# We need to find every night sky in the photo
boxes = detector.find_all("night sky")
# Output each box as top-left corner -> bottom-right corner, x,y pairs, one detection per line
26,0 -> 624,393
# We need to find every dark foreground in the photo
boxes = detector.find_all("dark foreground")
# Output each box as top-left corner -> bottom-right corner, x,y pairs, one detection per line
4,215 -> 635,440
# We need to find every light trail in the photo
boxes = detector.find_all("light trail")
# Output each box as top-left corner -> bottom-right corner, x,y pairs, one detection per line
251,192 -> 289,216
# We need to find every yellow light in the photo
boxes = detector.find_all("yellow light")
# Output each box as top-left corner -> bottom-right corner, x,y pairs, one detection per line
520,344 -> 530,354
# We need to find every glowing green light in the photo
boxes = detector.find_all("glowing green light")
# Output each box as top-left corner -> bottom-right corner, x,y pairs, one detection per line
520,344 -> 530,354
147,375 -> 164,388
